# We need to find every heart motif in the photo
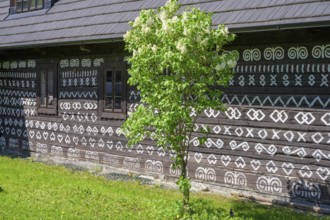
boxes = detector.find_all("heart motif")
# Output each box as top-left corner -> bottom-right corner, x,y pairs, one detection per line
73,136 -> 79,145
146,146 -> 154,155
194,153 -> 203,163
43,132 -> 48,140
29,130 -> 35,138
282,163 -> 294,175
57,135 -> 63,143
106,140 -> 113,149
221,155 -> 231,167
251,160 -> 261,170
17,129 -> 22,137
316,167 -> 330,180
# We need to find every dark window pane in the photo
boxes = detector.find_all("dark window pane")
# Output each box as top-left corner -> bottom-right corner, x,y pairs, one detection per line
47,70 -> 54,107
37,0 -> 43,9
114,70 -> 122,109
30,0 -> 37,10
105,71 -> 113,109
16,0 -> 22,12
22,0 -> 29,11
40,71 -> 46,106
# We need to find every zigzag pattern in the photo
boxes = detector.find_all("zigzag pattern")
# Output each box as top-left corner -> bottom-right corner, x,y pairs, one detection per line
59,91 -> 98,99
0,90 -> 36,98
222,95 -> 330,108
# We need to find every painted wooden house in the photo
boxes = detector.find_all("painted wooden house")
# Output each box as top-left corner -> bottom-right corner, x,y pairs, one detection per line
0,0 -> 329,211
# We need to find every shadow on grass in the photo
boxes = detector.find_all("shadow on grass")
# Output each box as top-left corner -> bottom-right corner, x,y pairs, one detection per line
230,199 -> 328,220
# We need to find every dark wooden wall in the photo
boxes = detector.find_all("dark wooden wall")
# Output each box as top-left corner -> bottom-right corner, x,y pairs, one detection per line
0,28 -> 329,206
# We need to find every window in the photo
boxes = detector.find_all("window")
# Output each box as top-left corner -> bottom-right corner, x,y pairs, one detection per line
100,67 -> 126,119
11,0 -> 43,13
37,64 -> 57,115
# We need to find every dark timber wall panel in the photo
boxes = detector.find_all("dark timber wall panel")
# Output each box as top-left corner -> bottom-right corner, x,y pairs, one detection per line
0,29 -> 329,206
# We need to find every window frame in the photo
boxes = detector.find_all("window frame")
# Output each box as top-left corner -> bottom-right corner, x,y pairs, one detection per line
37,63 -> 58,115
99,65 -> 127,120
11,0 -> 44,13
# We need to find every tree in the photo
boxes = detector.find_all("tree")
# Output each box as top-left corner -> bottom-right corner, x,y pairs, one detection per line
122,0 -> 237,214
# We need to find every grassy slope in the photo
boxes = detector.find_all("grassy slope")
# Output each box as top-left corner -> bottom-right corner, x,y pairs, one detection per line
0,157 -> 328,220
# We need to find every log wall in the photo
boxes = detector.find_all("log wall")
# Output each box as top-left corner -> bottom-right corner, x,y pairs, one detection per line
0,29 -> 329,207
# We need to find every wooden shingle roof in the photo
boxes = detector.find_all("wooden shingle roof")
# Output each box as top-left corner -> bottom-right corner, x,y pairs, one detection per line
0,0 -> 329,49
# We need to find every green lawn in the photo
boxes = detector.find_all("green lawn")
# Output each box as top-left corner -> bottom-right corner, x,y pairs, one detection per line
0,156 -> 327,220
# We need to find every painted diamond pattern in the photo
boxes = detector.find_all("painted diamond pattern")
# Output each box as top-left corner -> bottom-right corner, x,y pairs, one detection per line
247,109 -> 265,121
312,132 -> 324,144
321,113 -> 330,126
225,107 -> 241,120
270,110 -> 288,123
294,112 -> 315,125
284,131 -> 294,142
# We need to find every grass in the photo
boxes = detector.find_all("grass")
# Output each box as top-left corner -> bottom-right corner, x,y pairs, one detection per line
0,156 -> 328,220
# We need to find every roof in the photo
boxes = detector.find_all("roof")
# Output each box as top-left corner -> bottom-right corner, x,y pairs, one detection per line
0,0 -> 330,49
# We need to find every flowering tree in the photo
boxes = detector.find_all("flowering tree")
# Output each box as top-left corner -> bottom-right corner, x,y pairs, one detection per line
122,0 -> 237,213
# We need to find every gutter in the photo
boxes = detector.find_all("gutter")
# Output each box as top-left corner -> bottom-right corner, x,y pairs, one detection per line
228,20 -> 330,33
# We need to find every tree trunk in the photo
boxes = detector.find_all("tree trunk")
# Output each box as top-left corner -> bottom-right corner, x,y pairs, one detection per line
180,156 -> 190,213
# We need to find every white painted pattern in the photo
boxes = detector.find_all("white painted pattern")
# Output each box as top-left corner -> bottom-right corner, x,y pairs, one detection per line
312,149 -> 330,162
264,47 -> 284,60
299,166 -> 313,178
312,44 -> 330,59
266,161 -> 278,173
222,95 -> 330,108
224,171 -> 247,187
205,138 -> 223,149
145,160 -> 163,173
235,157 -> 246,168
250,160 -> 261,171
288,46 -> 308,59
282,163 -> 294,176
316,167 -> 330,181
270,110 -> 288,123
243,48 -> 261,61
255,144 -> 277,156
246,109 -> 265,121
229,140 -> 250,151
282,146 -> 307,158
195,167 -> 216,182
194,153 -> 203,163
207,154 -> 217,165
221,155 -> 231,167
225,107 -> 241,119
256,176 -> 282,193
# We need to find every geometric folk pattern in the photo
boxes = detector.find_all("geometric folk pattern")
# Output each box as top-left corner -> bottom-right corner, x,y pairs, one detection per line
1,51 -> 329,204
206,107 -> 330,126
